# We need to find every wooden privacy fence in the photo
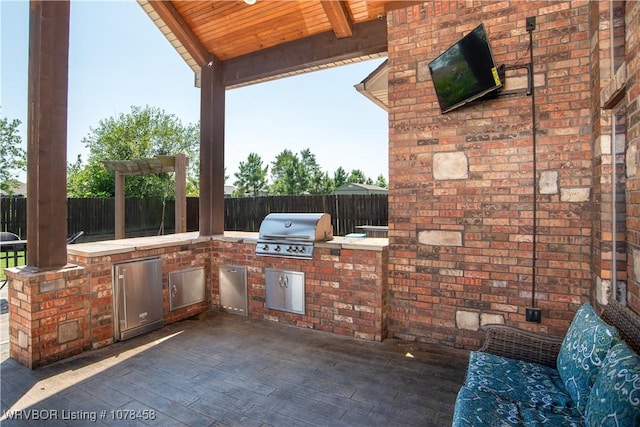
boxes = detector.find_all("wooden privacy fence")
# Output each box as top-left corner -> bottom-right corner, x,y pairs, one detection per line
223,194 -> 388,236
1,197 -> 27,239
1,194 -> 388,240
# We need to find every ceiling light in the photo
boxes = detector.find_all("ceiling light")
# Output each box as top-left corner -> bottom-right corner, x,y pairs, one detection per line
243,0 -> 257,5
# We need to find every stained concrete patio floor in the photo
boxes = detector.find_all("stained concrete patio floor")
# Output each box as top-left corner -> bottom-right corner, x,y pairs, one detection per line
0,305 -> 469,426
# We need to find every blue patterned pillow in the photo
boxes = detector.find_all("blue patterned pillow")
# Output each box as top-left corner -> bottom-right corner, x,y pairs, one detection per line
557,303 -> 620,415
585,342 -> 640,426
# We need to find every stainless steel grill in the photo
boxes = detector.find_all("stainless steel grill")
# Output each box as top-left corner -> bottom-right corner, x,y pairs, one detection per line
256,213 -> 333,259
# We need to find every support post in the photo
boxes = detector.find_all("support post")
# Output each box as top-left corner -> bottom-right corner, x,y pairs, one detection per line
175,153 -> 187,233
115,172 -> 125,239
199,59 -> 225,236
26,0 -> 70,269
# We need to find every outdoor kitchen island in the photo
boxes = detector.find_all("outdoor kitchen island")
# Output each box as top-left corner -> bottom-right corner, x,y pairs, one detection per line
4,230 -> 388,368
219,231 -> 389,342
8,230 -> 388,368
5,229 -> 386,368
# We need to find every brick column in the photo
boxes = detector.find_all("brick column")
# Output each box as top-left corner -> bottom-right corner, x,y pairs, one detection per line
7,266 -> 88,369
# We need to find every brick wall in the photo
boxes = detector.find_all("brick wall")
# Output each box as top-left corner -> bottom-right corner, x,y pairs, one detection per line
67,241 -> 212,349
387,1 -> 594,349
625,1 -> 640,311
7,266 -> 89,369
10,235 -> 387,368
7,241 -> 215,369
213,239 -> 389,341
590,0 -> 609,306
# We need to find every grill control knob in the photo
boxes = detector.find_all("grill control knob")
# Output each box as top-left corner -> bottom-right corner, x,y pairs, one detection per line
286,247 -> 293,253
275,245 -> 281,252
262,244 -> 269,251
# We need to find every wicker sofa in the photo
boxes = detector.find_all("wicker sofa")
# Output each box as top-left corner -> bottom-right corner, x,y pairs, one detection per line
452,300 -> 640,426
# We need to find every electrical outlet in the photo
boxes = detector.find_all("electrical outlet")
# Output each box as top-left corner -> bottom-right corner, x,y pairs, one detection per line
526,16 -> 536,32
616,281 -> 627,305
526,307 -> 541,323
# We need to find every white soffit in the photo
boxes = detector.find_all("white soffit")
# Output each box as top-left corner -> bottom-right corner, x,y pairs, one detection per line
355,59 -> 388,111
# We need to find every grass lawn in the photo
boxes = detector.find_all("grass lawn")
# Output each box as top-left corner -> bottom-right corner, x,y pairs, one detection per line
1,251 -> 26,280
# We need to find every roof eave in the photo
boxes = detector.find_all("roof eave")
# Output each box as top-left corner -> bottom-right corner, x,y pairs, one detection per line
355,59 -> 388,111
138,0 -> 201,86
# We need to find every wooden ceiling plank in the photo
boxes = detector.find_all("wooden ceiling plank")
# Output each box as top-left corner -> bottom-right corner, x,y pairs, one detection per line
172,1 -> 222,24
204,18 -> 332,60
201,10 -> 323,47
189,1 -> 382,60
321,1 -> 353,38
197,1 -> 296,31
199,6 -> 330,59
345,0 -> 385,21
195,2 -> 310,42
147,0 -> 211,66
223,19 -> 387,87
186,0 -> 254,24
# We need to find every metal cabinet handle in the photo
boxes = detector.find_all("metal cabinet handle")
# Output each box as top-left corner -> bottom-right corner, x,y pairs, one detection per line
121,269 -> 128,329
171,284 -> 178,298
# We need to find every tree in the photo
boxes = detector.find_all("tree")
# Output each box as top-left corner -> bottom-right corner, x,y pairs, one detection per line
269,148 -> 338,195
375,174 -> 388,188
269,149 -> 305,195
347,169 -> 367,184
0,115 -> 27,195
233,153 -> 268,196
67,155 -> 113,197
300,149 -> 333,194
68,106 -> 200,198
333,167 -> 348,189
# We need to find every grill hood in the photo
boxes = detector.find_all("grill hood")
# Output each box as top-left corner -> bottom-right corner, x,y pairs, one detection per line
256,213 -> 333,259
258,213 -> 333,242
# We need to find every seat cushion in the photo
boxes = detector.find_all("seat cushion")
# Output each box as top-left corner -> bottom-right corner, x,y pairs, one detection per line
557,303 -> 620,415
452,386 -> 584,427
465,351 -> 574,414
585,342 -> 640,426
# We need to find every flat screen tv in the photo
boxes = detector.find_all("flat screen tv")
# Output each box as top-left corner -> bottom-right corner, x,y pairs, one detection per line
428,24 -> 502,113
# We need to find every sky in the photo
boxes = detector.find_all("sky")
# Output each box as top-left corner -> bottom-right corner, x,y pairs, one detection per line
1,0 -> 389,186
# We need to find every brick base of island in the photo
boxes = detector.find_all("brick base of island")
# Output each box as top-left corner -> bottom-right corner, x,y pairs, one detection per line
6,232 -> 388,368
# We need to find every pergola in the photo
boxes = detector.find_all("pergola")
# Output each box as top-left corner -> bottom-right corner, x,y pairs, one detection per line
27,0 -> 418,270
104,154 -> 187,239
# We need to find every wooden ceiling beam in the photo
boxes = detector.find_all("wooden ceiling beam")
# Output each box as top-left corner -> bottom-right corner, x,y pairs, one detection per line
147,0 -> 212,67
222,19 -> 386,88
321,1 -> 352,38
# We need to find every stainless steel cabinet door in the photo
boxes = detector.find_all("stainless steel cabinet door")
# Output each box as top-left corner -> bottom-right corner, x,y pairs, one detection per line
220,265 -> 247,315
265,268 -> 286,311
284,271 -> 304,314
169,267 -> 206,311
265,268 -> 304,314
113,258 -> 164,341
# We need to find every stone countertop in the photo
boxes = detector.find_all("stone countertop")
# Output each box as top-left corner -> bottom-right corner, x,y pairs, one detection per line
317,236 -> 388,251
67,232 -> 388,257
